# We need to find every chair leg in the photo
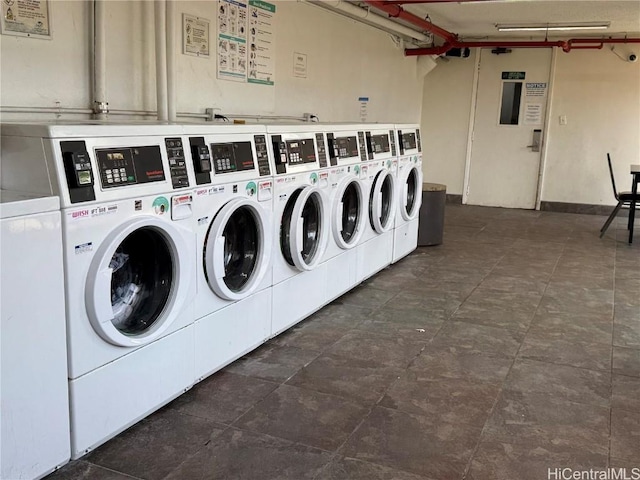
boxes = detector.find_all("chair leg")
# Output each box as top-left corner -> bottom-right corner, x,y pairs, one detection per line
600,202 -> 623,238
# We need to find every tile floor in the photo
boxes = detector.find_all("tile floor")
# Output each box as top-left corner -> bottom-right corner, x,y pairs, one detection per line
48,205 -> 640,480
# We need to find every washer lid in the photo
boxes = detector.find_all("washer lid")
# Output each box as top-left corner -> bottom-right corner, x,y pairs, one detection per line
85,216 -> 192,347
204,197 -> 272,301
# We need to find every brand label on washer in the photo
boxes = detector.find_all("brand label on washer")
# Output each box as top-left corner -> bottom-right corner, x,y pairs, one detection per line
172,194 -> 192,207
67,209 -> 90,221
74,242 -> 93,255
90,204 -> 118,218
152,196 -> 169,215
208,186 -> 225,195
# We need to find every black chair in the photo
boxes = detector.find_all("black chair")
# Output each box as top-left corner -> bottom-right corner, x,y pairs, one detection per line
600,153 -> 640,238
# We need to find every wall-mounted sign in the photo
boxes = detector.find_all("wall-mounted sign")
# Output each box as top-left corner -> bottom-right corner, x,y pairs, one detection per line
247,0 -> 275,86
359,96 -> 369,122
293,52 -> 307,78
183,14 -> 210,57
218,0 -> 248,82
524,103 -> 543,125
525,82 -> 547,98
501,71 -> 526,80
1,0 -> 51,39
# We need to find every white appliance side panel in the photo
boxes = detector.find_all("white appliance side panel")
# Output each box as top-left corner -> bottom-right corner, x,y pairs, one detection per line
0,136 -> 54,195
392,218 -> 419,264
356,232 -> 393,283
271,265 -> 328,337
325,249 -> 358,304
1,210 -> 71,480
68,326 -> 194,459
195,288 -> 271,381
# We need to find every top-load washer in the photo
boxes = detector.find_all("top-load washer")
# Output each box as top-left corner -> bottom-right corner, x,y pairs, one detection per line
356,124 -> 399,282
1,191 -> 70,480
393,124 -> 423,263
321,124 -> 369,302
183,124 -> 274,381
1,123 -> 197,459
267,124 -> 331,336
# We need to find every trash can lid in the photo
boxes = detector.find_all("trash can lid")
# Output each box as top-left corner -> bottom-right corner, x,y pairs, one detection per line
423,182 -> 446,192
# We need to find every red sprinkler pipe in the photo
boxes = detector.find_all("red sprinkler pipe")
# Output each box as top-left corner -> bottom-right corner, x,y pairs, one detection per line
363,0 -> 458,44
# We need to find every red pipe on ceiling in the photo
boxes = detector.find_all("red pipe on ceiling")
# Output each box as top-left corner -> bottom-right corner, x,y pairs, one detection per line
364,0 -> 640,55
382,0 -> 495,3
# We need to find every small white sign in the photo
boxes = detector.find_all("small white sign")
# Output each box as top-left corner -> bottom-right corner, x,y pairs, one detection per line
1,0 -> 51,39
183,14 -> 210,57
359,96 -> 369,122
525,82 -> 547,98
524,103 -> 543,125
293,52 -> 307,78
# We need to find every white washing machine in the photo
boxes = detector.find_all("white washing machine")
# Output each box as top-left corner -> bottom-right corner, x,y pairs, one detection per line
0,191 -> 70,480
393,124 -> 423,263
1,123 -> 197,459
183,125 -> 273,381
267,124 -> 331,337
356,124 -> 399,282
321,124 -> 369,303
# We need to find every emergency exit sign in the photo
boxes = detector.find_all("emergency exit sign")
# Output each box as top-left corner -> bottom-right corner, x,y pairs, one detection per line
502,71 -> 526,80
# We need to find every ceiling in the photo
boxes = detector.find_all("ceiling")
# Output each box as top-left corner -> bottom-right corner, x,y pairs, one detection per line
369,1 -> 640,40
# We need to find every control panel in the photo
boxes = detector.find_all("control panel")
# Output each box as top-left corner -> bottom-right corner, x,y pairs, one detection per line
165,137 -> 190,189
416,128 -> 422,152
270,135 -> 317,174
189,137 -> 212,185
398,130 -> 418,155
315,133 -> 328,168
254,135 -> 271,177
210,141 -> 255,174
61,141 -> 96,204
95,146 -> 166,189
389,130 -> 397,156
358,131 -> 371,160
366,132 -> 390,155
327,134 -> 361,165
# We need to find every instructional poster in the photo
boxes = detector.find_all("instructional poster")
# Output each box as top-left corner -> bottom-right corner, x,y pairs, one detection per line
247,0 -> 275,85
1,0 -> 51,39
183,14 -> 210,57
216,0 -> 275,85
217,0 -> 248,82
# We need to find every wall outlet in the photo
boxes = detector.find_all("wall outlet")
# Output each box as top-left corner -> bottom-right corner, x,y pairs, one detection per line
559,115 -> 567,125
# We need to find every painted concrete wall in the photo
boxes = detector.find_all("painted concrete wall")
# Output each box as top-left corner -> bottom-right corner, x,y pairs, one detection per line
0,1 -> 423,123
420,51 -> 477,195
419,46 -> 640,206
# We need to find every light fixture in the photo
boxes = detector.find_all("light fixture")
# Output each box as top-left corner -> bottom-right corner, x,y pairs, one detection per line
496,23 -> 610,32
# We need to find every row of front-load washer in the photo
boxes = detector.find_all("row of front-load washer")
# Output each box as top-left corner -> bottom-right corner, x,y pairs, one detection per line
0,121 -> 423,477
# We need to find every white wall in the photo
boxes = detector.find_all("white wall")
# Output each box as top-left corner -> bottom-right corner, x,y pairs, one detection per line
420,51 -> 477,195
419,46 -> 640,206
542,48 -> 640,205
0,1 -> 423,123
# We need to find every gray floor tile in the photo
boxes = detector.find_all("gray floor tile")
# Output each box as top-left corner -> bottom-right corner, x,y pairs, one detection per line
286,353 -> 403,405
528,312 -> 612,345
611,408 -> 640,462
224,344 -> 320,382
483,390 -> 610,456
163,428 -> 332,480
45,461 -> 140,480
354,306 -> 444,339
234,384 -> 368,451
325,330 -> 426,368
504,359 -> 611,407
335,285 -> 397,308
269,322 -> 351,352
612,374 -> 640,411
85,407 -> 225,480
518,333 -> 612,371
452,289 -> 541,331
467,440 -> 608,480
167,371 -> 278,424
317,457 -> 430,480
308,303 -> 374,328
430,321 -> 525,357
342,406 -> 482,479
379,372 -> 501,427
612,346 -> 640,377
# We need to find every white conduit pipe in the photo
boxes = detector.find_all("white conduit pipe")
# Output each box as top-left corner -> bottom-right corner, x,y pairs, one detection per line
166,0 -> 177,122
301,0 -> 430,43
93,0 -> 107,119
154,0 -> 168,121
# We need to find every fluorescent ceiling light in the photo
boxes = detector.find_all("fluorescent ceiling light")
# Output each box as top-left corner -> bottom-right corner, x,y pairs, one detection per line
496,23 -> 610,32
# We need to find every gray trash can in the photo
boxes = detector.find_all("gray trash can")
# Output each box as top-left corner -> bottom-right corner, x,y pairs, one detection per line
418,182 -> 446,246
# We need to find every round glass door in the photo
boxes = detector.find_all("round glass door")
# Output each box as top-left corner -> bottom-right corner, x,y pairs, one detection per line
340,182 -> 360,242
204,198 -> 271,301
369,170 -> 395,233
405,168 -> 419,217
110,227 -> 173,335
281,186 -> 328,271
